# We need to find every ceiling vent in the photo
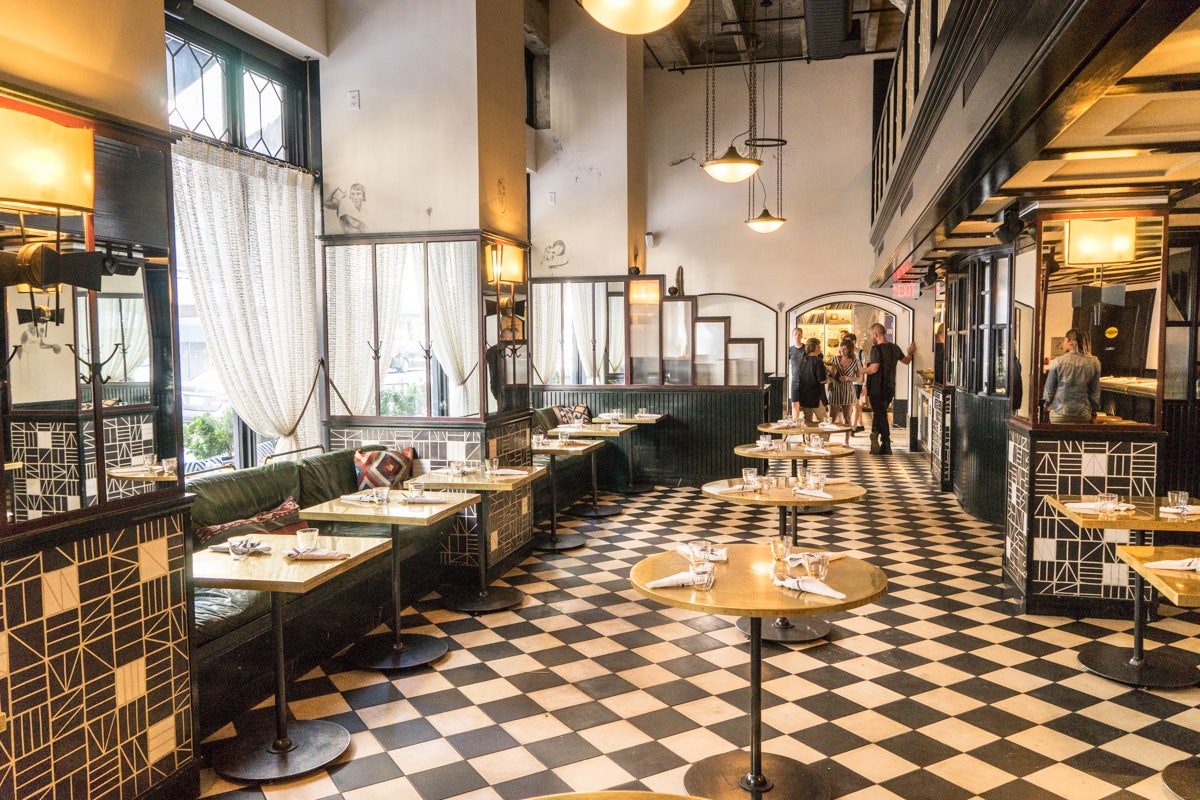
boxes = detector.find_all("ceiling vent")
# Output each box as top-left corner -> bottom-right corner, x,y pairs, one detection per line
802,0 -> 863,60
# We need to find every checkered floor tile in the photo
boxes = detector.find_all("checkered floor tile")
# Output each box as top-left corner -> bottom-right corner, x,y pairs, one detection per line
199,443 -> 1200,800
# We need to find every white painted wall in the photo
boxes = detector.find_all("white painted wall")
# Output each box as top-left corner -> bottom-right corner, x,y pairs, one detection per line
476,1 -> 529,240
0,0 -> 167,130
198,0 -> 328,58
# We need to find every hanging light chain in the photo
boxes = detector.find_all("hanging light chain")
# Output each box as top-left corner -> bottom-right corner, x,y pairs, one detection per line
775,2 -> 784,217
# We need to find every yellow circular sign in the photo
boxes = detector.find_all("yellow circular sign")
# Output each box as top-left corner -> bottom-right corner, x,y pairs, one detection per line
1104,326 -> 1118,339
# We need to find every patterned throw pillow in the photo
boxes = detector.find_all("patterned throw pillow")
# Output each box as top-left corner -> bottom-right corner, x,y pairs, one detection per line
354,448 -> 414,491
552,404 -> 590,426
196,496 -> 301,545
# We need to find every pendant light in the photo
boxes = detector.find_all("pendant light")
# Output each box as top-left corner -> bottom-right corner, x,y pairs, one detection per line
701,0 -> 761,183
744,0 -> 786,231
581,0 -> 690,35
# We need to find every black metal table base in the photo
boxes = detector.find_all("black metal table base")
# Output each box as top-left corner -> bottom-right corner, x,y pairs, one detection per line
738,615 -> 831,643
564,502 -> 622,518
615,481 -> 655,495
440,583 -> 524,614
1163,756 -> 1200,800
684,750 -> 830,800
347,632 -> 447,671
796,506 -> 835,516
209,718 -> 349,782
532,531 -> 587,551
1077,642 -> 1200,689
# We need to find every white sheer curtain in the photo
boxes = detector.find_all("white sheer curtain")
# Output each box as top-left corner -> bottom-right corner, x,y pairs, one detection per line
375,243 -> 421,394
98,299 -> 150,383
531,282 -> 562,384
607,296 -> 625,376
325,245 -> 375,415
567,283 -> 607,384
171,137 -> 321,454
427,241 -> 479,416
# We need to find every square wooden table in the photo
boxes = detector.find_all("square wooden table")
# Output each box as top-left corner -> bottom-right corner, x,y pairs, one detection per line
300,490 -> 480,670
548,423 -> 635,516
193,533 -> 390,782
593,413 -> 664,493
408,466 -> 543,613
1047,495 -> 1200,688
530,439 -> 604,551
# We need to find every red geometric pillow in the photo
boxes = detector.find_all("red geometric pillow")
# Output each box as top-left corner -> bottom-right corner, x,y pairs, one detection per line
552,404 -> 589,425
196,496 -> 301,545
354,448 -> 414,491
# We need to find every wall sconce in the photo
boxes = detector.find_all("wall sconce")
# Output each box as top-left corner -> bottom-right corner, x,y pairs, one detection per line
1064,217 -> 1137,266
0,106 -> 94,213
581,0 -> 689,35
629,279 -> 661,305
489,243 -> 524,284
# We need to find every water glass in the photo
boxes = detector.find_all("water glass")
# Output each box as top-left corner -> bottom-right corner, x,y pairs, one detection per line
1168,490 -> 1190,513
638,407 -> 648,416
557,430 -> 570,443
296,527 -> 319,552
163,457 -> 177,474
1097,492 -> 1119,514
803,552 -> 829,581
486,457 -> 499,475
227,538 -> 252,561
741,467 -> 758,490
690,560 -> 715,590
688,538 -> 713,566
142,452 -> 158,467
531,433 -> 544,447
808,472 -> 827,492
769,532 -> 791,562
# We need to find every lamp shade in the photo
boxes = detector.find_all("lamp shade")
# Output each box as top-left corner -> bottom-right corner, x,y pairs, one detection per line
746,208 -> 786,234
581,0 -> 690,35
1064,217 -> 1136,265
629,279 -> 661,305
702,146 -> 762,183
489,243 -> 525,283
0,107 -> 94,212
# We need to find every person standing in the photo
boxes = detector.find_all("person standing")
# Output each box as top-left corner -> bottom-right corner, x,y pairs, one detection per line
1042,328 -> 1101,423
841,332 -> 866,434
827,339 -> 860,445
795,338 -> 829,425
863,323 -> 915,455
787,326 -> 805,421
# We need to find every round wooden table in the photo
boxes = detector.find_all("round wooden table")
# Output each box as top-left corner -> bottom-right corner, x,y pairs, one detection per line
734,441 -> 855,505
632,543 -> 886,800
757,421 -> 852,445
703,478 -> 866,643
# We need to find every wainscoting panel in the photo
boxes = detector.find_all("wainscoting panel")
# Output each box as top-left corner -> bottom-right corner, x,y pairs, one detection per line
951,391 -> 1009,525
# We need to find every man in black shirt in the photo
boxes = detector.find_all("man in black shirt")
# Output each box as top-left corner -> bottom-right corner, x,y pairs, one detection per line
863,322 -> 915,455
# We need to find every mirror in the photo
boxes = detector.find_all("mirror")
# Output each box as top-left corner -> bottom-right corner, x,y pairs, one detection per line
1012,248 -> 1036,418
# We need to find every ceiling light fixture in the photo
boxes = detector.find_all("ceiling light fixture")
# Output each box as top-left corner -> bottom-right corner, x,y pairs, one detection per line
701,0 -> 760,183
744,0 -> 786,232
581,0 -> 690,35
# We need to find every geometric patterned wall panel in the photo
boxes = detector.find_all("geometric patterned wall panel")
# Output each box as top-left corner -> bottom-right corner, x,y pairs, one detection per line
8,420 -> 87,522
1025,435 -> 1158,601
0,512 -> 192,799
103,413 -> 157,501
1004,426 -> 1030,591
930,387 -> 947,489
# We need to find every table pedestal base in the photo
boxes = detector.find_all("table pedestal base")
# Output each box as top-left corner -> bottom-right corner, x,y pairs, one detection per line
347,632 -> 447,670
615,481 -> 655,495
440,583 -> 524,614
531,531 -> 587,551
738,616 -> 830,643
1163,756 -> 1200,800
1077,642 -> 1199,688
684,750 -> 830,800
564,502 -> 622,518
795,506 -> 834,516
209,718 -> 349,783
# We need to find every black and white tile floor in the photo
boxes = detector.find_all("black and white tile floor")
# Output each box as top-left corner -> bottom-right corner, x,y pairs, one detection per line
199,445 -> 1200,800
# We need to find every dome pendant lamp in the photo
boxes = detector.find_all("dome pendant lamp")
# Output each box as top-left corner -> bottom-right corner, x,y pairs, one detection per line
703,144 -> 762,183
581,0 -> 691,35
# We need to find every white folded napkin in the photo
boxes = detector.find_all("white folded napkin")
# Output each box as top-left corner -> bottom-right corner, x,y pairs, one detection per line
1160,505 -> 1200,515
635,413 -> 658,419
396,494 -> 448,504
209,542 -> 271,554
773,575 -> 845,599
818,422 -> 842,430
770,422 -> 791,429
824,477 -> 850,485
718,485 -> 752,494
1064,501 -> 1135,512
488,468 -> 526,476
794,488 -> 833,499
341,492 -> 383,504
284,548 -> 350,561
646,571 -> 694,588
1145,558 -> 1200,571
675,545 -> 728,562
785,551 -> 847,568
744,445 -> 767,453
804,446 -> 832,455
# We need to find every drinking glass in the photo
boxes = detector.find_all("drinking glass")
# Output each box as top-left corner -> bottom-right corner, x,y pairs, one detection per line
486,457 -> 499,474
808,473 -> 827,492
803,552 -> 829,581
296,527 -> 319,552
690,560 -> 715,590
557,430 -> 570,443
638,407 -> 648,416
769,532 -> 791,562
741,467 -> 758,490
142,452 -> 158,467
688,538 -> 713,566
163,457 -> 177,474
1168,490 -> 1190,513
1097,492 -> 1119,514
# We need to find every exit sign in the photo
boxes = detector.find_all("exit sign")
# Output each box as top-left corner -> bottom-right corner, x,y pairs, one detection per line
892,283 -> 921,300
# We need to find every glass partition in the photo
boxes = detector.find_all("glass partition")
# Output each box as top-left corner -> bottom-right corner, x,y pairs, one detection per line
694,318 -> 728,385
1011,248 -> 1037,418
662,298 -> 693,385
629,278 -> 662,385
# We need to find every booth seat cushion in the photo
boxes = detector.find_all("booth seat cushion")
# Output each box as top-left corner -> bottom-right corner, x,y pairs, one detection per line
296,446 -> 377,509
552,403 -> 591,426
193,587 -> 271,646
188,461 -> 301,547
531,407 -> 560,436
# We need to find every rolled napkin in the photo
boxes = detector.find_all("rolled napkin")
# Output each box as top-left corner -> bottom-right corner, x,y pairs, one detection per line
773,575 -> 846,599
488,468 -> 527,476
785,551 -> 847,568
635,413 -> 658,419
718,484 -> 752,494
818,422 -> 842,430
209,541 -> 271,554
284,548 -> 350,560
794,488 -> 833,499
1145,557 -> 1200,571
1160,505 -> 1200,515
744,445 -> 767,453
804,446 -> 832,455
646,571 -> 694,588
341,492 -> 384,504
396,494 -> 448,504
675,545 -> 728,562
770,422 -> 791,429
1064,501 -> 1135,512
